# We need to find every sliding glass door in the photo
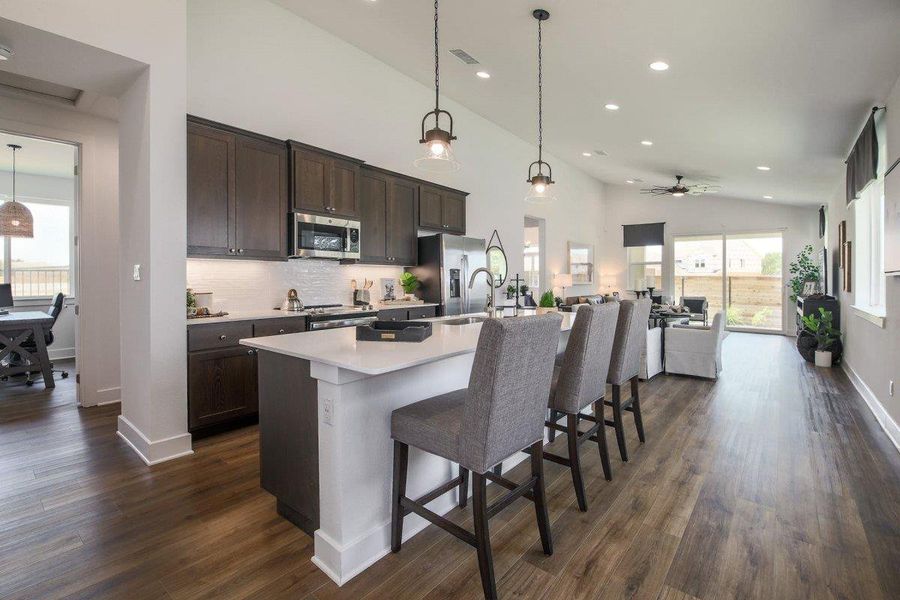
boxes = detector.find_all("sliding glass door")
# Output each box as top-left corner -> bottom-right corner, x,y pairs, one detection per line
673,235 -> 725,322
673,231 -> 784,333
725,232 -> 783,331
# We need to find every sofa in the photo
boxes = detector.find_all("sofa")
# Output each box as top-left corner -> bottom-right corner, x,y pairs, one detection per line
562,294 -> 615,312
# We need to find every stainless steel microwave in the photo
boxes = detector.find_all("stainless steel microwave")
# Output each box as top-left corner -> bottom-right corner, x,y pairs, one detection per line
291,212 -> 361,259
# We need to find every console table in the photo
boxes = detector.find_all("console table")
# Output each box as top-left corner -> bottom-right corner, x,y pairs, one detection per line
0,312 -> 55,389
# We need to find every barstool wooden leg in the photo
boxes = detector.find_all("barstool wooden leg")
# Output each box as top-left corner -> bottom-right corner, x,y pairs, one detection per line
566,413 -> 588,511
593,399 -> 612,481
612,385 -> 628,462
472,473 -> 497,600
631,375 -> 645,443
548,409 -> 560,442
390,440 -> 409,552
458,467 -> 469,508
529,441 -> 553,555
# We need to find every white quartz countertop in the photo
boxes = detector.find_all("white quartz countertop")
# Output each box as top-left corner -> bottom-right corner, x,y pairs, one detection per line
240,311 -> 575,375
186,309 -> 306,327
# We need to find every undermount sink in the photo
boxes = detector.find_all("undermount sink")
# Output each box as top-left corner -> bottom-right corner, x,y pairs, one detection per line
441,316 -> 489,326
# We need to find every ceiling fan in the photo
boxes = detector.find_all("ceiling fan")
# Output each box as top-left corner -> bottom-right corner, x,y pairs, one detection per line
641,175 -> 720,197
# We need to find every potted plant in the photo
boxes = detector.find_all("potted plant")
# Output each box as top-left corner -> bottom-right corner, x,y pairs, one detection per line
801,307 -> 841,367
506,284 -> 516,300
788,244 -> 821,302
536,290 -> 557,314
399,272 -> 420,298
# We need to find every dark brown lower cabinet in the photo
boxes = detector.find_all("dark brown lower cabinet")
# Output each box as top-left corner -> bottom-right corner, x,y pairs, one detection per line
188,346 -> 258,432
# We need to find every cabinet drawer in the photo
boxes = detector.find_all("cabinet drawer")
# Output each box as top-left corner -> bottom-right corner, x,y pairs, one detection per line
188,321 -> 254,352
253,318 -> 307,337
407,306 -> 437,320
377,308 -> 409,322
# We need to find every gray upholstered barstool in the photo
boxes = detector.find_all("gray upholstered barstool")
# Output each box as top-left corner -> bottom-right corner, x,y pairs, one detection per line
605,298 -> 652,462
542,303 -> 619,511
390,314 -> 562,600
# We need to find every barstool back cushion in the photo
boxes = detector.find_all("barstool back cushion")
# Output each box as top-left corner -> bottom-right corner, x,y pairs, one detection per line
459,314 -> 563,474
607,299 -> 652,386
552,303 -> 620,413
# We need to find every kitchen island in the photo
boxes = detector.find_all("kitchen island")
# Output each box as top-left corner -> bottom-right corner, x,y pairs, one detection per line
241,312 -> 574,586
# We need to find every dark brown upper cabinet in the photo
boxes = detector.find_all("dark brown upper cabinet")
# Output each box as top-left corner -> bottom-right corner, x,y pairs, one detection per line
358,168 -> 418,266
187,117 -> 288,260
288,141 -> 362,219
418,185 -> 467,234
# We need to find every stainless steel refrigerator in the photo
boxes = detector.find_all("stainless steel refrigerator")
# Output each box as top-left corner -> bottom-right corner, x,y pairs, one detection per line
409,234 -> 488,316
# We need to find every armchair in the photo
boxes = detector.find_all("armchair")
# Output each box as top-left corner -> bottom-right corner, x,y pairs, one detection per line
681,296 -> 708,326
664,312 -> 724,379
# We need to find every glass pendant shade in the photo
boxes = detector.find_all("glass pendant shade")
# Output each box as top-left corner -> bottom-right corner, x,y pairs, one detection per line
525,174 -> 556,204
1,144 -> 34,238
414,128 -> 460,172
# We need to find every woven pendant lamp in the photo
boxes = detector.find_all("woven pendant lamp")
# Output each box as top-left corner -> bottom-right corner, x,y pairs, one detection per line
0,144 -> 33,238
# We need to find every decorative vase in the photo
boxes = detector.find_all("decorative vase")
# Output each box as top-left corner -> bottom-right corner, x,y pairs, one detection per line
814,350 -> 832,367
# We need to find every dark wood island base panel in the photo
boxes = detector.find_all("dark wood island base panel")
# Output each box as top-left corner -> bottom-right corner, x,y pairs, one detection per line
257,350 -> 320,536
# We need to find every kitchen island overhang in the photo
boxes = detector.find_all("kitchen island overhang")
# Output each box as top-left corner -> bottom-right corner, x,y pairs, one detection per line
241,313 -> 574,586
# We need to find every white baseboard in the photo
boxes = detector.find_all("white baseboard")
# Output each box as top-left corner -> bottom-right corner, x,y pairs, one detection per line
116,415 -> 193,465
842,361 -> 900,453
48,347 -> 75,361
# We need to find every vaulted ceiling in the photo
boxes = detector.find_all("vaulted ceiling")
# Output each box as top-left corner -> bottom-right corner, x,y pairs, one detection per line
276,0 -> 900,206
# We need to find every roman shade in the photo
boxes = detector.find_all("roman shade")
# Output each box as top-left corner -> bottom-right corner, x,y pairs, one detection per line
845,110 -> 879,205
623,222 -> 665,247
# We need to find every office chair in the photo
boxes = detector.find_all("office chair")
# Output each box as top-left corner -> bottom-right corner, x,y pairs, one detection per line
3,293 -> 70,386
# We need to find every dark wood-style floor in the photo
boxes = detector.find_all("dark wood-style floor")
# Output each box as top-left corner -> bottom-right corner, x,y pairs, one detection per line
1,334 -> 899,599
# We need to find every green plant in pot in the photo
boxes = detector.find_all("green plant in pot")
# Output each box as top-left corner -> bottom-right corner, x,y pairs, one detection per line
506,284 -> 516,300
399,272 -> 420,296
788,244 -> 821,302
801,307 -> 841,367
536,290 -> 557,313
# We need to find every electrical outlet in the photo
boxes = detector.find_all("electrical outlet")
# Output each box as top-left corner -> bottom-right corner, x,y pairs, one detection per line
132,264 -> 141,281
890,380 -> 894,397
322,398 -> 334,426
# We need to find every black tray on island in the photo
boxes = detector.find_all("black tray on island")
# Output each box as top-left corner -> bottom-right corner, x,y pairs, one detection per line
356,320 -> 433,342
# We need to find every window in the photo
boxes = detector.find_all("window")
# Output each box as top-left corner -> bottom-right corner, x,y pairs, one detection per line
3,199 -> 74,299
853,110 -> 887,317
627,245 -> 662,291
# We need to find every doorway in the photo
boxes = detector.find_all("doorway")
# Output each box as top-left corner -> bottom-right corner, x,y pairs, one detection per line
0,130 -> 79,400
524,215 -> 546,296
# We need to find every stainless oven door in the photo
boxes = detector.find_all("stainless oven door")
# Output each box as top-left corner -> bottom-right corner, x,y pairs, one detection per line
292,213 -> 360,259
308,316 -> 377,330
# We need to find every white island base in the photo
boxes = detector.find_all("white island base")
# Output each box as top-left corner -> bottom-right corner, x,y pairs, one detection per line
243,314 -> 573,586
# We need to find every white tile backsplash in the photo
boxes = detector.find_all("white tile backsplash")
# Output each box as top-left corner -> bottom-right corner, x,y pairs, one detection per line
187,258 -> 403,312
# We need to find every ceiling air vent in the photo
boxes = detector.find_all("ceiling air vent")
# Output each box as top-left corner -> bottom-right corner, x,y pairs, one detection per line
449,48 -> 480,65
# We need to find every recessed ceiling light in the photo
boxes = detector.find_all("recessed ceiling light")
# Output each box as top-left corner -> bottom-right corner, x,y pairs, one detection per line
756,165 -> 771,171
649,61 -> 669,71
0,46 -> 13,61
604,103 -> 620,111
475,71 -> 491,79
625,179 -> 635,184
582,152 -> 592,157
763,195 -> 773,199
641,140 -> 653,146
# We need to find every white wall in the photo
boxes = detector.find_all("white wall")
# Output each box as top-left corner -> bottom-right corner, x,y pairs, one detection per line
599,185 -> 819,334
0,94 -> 120,404
1,0 -> 190,463
825,72 -> 900,446
186,0 -> 605,303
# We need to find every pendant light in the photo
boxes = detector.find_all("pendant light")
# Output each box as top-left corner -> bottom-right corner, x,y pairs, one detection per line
525,9 -> 556,204
414,0 -> 460,172
0,144 -> 34,238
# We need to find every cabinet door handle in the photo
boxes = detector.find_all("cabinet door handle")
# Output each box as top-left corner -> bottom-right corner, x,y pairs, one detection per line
278,329 -> 285,334
238,248 -> 245,254
247,349 -> 255,355
229,248 -> 236,253
219,334 -> 227,340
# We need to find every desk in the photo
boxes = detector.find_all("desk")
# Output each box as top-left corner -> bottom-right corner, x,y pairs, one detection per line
0,311 -> 55,389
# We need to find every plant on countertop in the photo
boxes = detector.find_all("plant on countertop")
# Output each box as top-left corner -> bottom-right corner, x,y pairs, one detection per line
801,307 -> 841,351
519,284 -> 530,296
399,272 -> 420,295
186,288 -> 197,309
506,284 -> 517,299
788,244 -> 821,302
539,290 -> 556,308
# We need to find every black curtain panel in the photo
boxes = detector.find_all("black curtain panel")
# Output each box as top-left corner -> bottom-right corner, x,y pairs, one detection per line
845,111 -> 879,204
623,222 -> 665,247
